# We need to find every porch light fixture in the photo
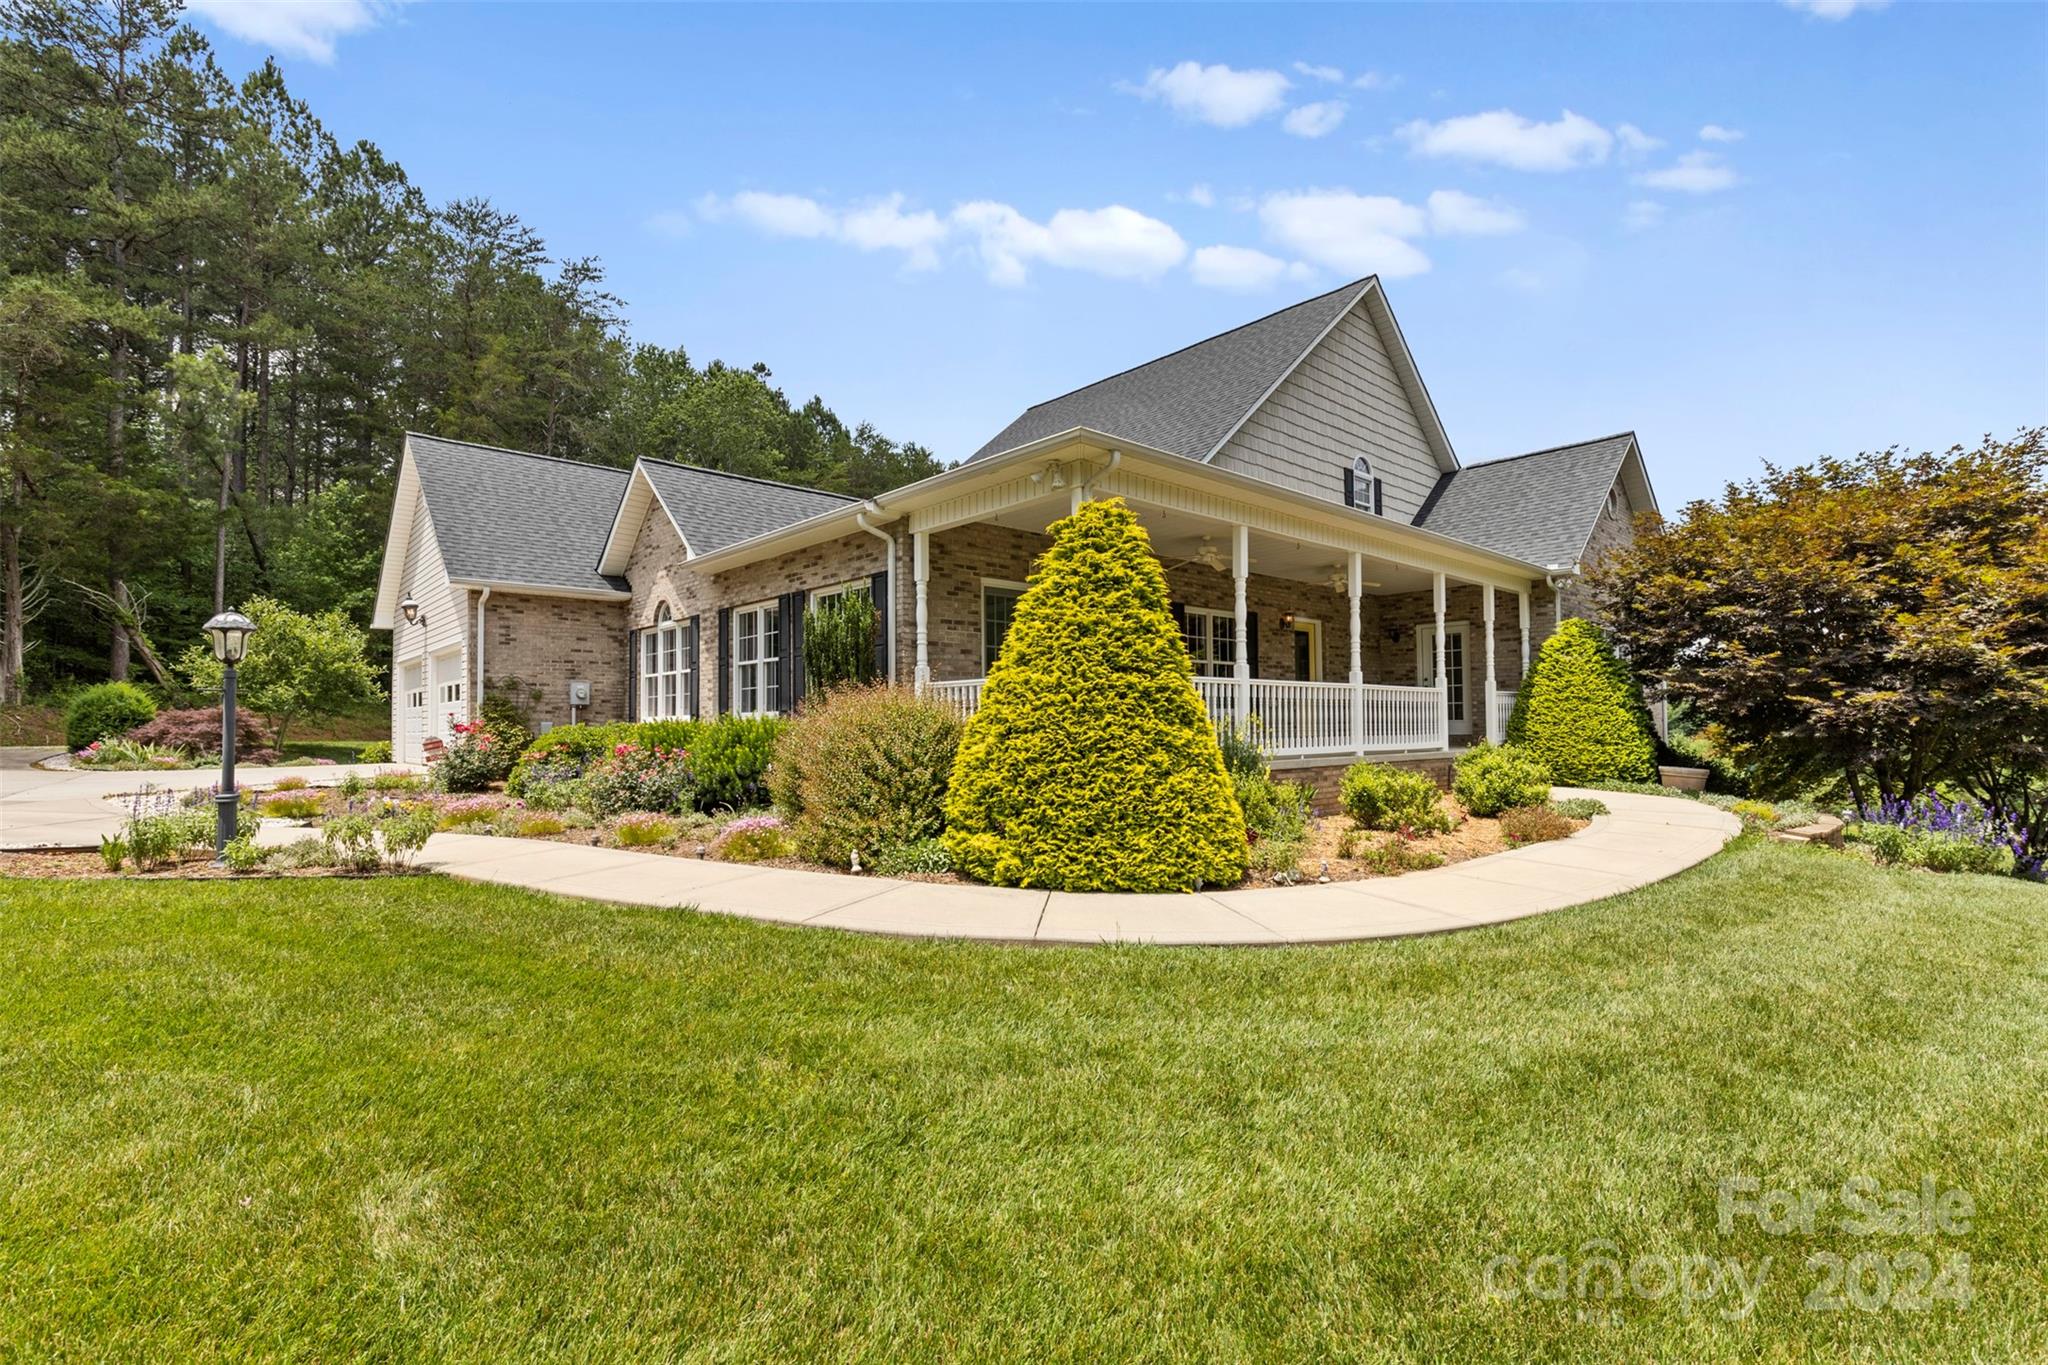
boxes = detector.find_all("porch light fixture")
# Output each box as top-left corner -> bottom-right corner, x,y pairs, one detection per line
1281,613 -> 1296,628
399,592 -> 424,628
201,609 -> 258,862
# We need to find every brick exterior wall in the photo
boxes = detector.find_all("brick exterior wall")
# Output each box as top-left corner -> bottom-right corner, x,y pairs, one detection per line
475,590 -> 631,729
626,503 -> 895,718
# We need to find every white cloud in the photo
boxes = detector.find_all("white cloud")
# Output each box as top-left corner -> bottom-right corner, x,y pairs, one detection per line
1190,245 -> 1309,290
1396,108 -> 1615,171
838,195 -> 948,270
952,202 -> 1187,285
1293,61 -> 1345,83
1623,200 -> 1666,232
1426,189 -> 1526,236
1170,183 -> 1217,207
1353,70 -> 1398,91
1634,150 -> 1740,194
1282,100 -> 1348,139
1122,61 -> 1291,128
1615,123 -> 1665,160
184,0 -> 394,63
1259,189 -> 1431,278
723,191 -> 837,238
1783,0 -> 1890,18
1699,123 -> 1746,143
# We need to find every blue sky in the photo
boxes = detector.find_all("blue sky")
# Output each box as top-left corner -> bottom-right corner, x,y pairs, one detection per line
188,1 -> 2045,508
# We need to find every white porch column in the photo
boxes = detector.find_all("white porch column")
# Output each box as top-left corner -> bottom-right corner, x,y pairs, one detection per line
1231,523 -> 1251,728
1518,589 -> 1531,679
1483,584 -> 1500,744
912,529 -> 931,694
1432,571 -> 1448,751
1348,551 -> 1364,755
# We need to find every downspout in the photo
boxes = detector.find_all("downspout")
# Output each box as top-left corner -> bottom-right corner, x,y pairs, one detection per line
473,585 -> 491,722
855,503 -> 898,683
1543,564 -> 1578,631
1080,448 -> 1122,500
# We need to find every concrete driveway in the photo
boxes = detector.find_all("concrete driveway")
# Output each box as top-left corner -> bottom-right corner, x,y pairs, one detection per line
0,748 -> 421,850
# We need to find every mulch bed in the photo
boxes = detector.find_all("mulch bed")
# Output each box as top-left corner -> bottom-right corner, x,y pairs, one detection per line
0,850 -> 398,881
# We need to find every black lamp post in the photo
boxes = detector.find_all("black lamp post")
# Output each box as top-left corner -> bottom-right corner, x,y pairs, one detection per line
203,609 -> 257,860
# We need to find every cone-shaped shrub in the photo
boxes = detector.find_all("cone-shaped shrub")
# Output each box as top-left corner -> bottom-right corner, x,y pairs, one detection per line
1506,617 -> 1656,783
942,497 -> 1248,891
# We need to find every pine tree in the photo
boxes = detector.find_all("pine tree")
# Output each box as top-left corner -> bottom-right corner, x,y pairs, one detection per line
943,498 -> 1248,892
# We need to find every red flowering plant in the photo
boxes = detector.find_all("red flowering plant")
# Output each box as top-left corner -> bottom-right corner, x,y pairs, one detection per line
437,718 -> 520,792
582,741 -> 696,817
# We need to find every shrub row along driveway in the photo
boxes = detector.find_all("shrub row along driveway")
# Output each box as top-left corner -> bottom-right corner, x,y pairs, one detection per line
2,842 -> 2041,1360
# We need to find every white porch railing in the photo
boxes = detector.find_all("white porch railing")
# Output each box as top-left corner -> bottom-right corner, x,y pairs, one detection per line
1495,691 -> 1516,744
926,676 -> 983,718
926,676 -> 1447,757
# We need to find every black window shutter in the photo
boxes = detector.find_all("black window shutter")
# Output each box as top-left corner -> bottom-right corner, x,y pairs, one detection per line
1372,478 -> 1384,516
686,616 -> 700,719
625,628 -> 638,721
716,607 -> 732,714
869,570 -> 889,682
780,590 -> 806,711
1245,610 -> 1260,677
1343,467 -> 1357,508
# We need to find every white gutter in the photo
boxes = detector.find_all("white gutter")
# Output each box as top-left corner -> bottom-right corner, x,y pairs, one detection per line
1080,448 -> 1121,497
854,503 -> 898,683
473,585 -> 491,716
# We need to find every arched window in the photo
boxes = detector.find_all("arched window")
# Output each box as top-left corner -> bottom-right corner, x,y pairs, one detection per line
639,602 -> 690,718
1346,455 -> 1382,514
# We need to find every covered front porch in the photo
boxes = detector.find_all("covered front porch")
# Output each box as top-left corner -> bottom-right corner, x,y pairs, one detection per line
901,452 -> 1547,760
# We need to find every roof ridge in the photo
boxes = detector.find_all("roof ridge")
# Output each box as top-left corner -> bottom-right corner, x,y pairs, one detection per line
640,456 -> 857,501
1012,276 -> 1376,415
407,431 -> 630,476
1464,431 -> 1636,469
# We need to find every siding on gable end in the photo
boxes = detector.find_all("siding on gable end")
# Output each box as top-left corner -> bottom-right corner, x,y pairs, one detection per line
388,484 -> 469,758
1211,303 -> 1443,522
1558,473 -> 1638,622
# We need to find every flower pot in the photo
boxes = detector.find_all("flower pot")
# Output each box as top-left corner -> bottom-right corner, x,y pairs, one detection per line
1658,765 -> 1709,791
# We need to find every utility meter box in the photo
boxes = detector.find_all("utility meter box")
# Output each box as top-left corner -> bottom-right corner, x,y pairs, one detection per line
567,679 -> 592,707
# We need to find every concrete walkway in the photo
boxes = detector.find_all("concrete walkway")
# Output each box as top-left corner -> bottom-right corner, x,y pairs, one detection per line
0,747 -> 423,850
415,787 -> 1739,945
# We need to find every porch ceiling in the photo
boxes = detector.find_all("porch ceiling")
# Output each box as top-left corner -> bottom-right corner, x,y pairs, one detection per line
979,492 -> 1454,595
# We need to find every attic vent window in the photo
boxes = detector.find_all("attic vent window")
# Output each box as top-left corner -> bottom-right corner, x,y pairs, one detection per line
1608,487 -> 1624,516
1344,456 -> 1384,516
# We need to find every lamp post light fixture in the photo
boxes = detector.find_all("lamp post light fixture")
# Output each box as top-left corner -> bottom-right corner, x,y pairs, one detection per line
202,609 -> 257,861
399,593 -> 424,629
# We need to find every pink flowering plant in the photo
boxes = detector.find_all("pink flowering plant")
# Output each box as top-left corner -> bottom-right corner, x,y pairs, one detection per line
582,741 -> 696,818
436,718 -> 520,792
709,813 -> 792,863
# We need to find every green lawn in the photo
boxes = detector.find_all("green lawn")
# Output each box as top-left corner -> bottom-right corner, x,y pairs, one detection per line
2,841 -> 2042,1361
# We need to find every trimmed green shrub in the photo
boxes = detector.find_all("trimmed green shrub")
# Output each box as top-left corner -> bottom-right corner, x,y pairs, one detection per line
1551,796 -> 1609,820
690,716 -> 783,810
942,498 -> 1248,892
507,722 -> 634,794
1341,761 -> 1452,834
65,682 -> 157,752
871,837 -> 953,877
1453,741 -> 1553,818
1507,618 -> 1657,784
1237,771 -> 1313,875
358,740 -> 393,764
613,813 -> 675,847
770,684 -> 961,867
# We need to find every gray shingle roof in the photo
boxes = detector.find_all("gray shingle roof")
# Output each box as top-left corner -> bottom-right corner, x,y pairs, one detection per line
641,459 -> 856,554
1415,433 -> 1637,568
408,433 -> 632,592
968,278 -> 1375,463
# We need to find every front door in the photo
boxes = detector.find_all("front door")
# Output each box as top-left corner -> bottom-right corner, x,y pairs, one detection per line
1290,619 -> 1322,682
1415,623 -> 1471,738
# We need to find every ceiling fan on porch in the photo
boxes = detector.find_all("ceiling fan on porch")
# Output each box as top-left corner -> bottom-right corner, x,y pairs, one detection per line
1163,534 -> 1232,575
1325,564 -> 1383,593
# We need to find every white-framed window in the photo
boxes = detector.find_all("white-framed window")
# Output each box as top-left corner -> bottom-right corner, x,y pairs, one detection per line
439,677 -> 464,705
402,662 -> 426,711
1181,607 -> 1238,679
732,599 -> 782,716
812,578 -> 871,611
639,603 -> 689,719
981,579 -> 1027,673
1608,486 -> 1625,516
